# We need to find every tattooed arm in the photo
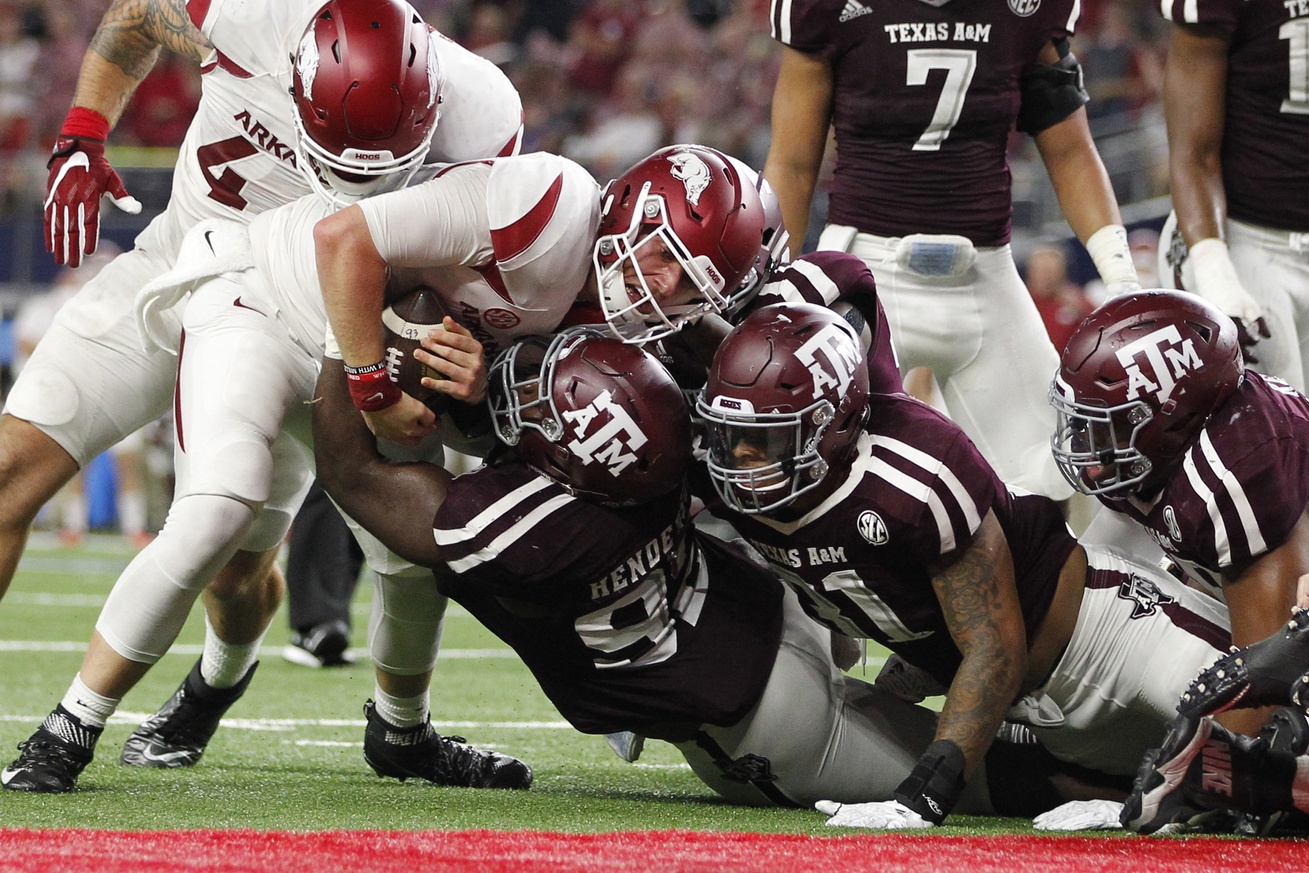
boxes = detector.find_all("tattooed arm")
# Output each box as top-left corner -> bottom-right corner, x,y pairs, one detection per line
927,508 -> 1028,778
71,0 -> 213,126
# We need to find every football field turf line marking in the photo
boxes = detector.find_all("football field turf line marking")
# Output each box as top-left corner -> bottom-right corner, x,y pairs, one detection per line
0,713 -> 574,730
0,641 -> 517,658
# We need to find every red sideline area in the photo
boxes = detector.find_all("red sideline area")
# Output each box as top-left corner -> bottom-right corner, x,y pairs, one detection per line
0,828 -> 1305,873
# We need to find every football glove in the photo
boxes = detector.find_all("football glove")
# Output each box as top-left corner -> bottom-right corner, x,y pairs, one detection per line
1032,799 -> 1124,831
873,653 -> 946,704
1178,608 -> 1309,717
816,799 -> 935,830
1185,238 -> 1269,363
45,108 -> 141,268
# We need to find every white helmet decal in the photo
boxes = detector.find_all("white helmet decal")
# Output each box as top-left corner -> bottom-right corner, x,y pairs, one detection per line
563,389 -> 648,477
295,30 -> 320,102
1116,325 -> 1203,404
667,151 -> 711,206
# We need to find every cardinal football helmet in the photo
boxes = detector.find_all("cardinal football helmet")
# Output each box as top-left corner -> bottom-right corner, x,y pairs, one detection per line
488,327 -> 691,506
594,144 -> 767,343
1050,289 -> 1243,498
291,0 -> 443,207
697,303 -> 870,514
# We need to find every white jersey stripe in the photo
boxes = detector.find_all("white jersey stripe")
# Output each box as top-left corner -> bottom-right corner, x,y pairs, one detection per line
1183,439 -> 1231,566
434,476 -> 552,547
1200,430 -> 1266,561
867,454 -> 957,553
784,258 -> 841,305
445,491 -> 577,573
871,433 -> 983,530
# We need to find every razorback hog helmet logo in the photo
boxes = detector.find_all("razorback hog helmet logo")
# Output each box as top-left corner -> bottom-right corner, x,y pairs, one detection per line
796,322 -> 860,401
667,151 -> 712,206
563,389 -> 648,477
1117,325 -> 1204,405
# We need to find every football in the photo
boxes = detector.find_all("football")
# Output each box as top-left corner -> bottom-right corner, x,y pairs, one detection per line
381,285 -> 452,414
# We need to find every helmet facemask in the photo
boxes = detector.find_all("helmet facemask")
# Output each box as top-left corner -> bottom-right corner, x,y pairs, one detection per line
697,394 -> 836,515
594,182 -> 731,344
1049,377 -> 1154,498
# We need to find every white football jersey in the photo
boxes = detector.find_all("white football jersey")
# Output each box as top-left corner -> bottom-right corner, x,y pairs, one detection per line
364,152 -> 600,357
165,0 -> 522,236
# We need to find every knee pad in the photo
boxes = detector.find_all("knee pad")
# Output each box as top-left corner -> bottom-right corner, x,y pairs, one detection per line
366,569 -> 448,676
97,493 -> 256,662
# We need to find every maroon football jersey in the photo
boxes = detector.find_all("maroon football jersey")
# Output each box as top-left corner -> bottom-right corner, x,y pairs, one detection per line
695,393 -> 1074,685
432,460 -> 784,739
752,251 -> 903,394
771,0 -> 1081,245
1108,372 -> 1309,589
1161,0 -> 1309,232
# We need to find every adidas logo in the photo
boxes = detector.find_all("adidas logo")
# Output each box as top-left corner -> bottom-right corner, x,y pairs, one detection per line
839,0 -> 873,22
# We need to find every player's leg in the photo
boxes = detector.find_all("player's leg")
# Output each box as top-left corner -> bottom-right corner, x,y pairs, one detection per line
931,248 -> 1072,501
0,233 -> 181,600
282,480 -> 363,668
1227,219 -> 1303,391
0,417 -> 79,597
1035,544 -> 1231,776
122,281 -> 320,767
357,555 -> 531,789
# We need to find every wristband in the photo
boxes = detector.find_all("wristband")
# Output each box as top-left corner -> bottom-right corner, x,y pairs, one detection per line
60,107 -> 111,141
1085,224 -> 1138,287
894,739 -> 966,824
344,361 -> 402,412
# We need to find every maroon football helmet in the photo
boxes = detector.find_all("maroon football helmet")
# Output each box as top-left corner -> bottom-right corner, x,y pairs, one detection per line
1050,289 -> 1244,498
488,327 -> 692,506
697,303 -> 870,514
291,0 -> 442,206
594,144 -> 767,343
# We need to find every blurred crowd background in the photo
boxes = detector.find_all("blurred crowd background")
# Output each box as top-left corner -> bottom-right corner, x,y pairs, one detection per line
0,0 -> 1174,538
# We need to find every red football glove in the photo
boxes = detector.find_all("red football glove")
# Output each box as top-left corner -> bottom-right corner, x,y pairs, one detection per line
44,108 -> 141,268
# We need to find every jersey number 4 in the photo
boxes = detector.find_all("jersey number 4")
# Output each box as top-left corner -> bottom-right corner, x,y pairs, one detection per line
197,136 -> 260,210
907,49 -> 978,152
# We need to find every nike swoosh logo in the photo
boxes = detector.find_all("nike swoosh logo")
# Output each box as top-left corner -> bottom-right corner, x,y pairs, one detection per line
364,391 -> 385,404
44,152 -> 91,209
139,747 -> 192,765
233,297 -> 267,317
204,230 -> 216,255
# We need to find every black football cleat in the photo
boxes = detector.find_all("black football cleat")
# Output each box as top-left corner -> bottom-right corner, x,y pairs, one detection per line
120,659 -> 257,768
1121,715 -> 1212,834
283,620 -> 356,668
362,700 -> 532,789
1,705 -> 101,793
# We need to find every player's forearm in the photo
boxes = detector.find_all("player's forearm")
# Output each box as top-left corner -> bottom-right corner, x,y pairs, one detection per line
75,0 -> 212,126
764,47 -> 832,256
1034,111 -> 1124,244
1164,22 -> 1231,246
314,208 -> 391,370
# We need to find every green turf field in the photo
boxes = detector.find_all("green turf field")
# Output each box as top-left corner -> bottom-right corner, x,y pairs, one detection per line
0,533 -> 1062,836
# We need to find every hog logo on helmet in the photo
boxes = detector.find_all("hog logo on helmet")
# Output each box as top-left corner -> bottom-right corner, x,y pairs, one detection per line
1117,325 -> 1204,405
295,31 -> 320,101
667,151 -> 712,206
563,390 -> 648,478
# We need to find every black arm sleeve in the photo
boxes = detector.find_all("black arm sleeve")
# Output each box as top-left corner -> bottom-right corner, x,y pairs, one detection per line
1016,40 -> 1091,135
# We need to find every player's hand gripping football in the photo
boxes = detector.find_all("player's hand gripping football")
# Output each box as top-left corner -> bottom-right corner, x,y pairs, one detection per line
45,109 -> 141,267
414,317 -> 489,405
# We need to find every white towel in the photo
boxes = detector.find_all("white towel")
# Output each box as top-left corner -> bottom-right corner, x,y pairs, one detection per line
134,218 -> 255,354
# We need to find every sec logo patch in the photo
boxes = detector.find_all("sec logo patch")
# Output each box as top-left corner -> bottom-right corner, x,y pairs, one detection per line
857,511 -> 888,545
484,308 -> 521,330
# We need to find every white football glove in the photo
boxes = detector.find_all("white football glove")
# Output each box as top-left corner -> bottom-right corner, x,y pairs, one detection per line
816,799 -> 935,830
1032,799 -> 1124,831
1085,225 -> 1139,295
1185,238 -> 1262,326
